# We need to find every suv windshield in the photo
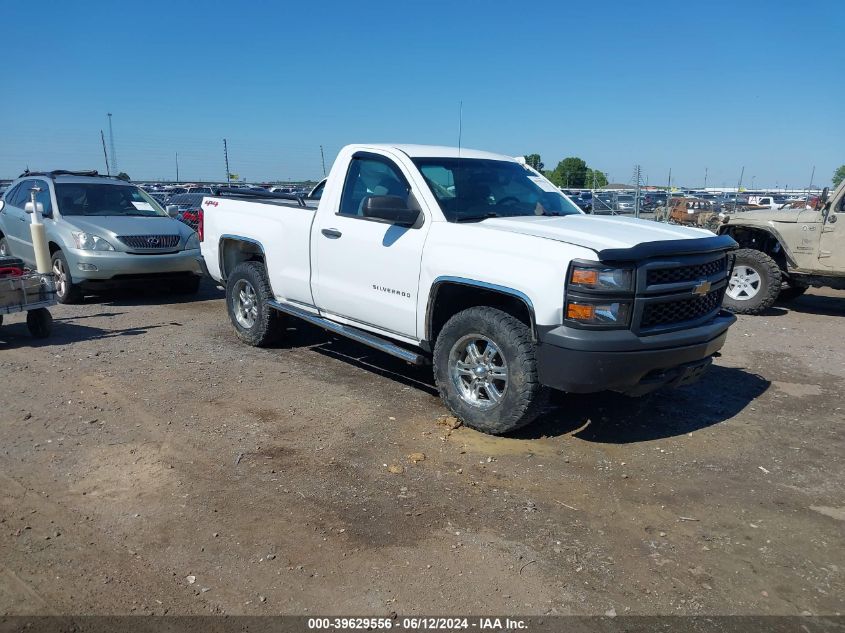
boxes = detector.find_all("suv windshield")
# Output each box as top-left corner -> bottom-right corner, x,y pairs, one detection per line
412,158 -> 582,222
55,183 -> 167,217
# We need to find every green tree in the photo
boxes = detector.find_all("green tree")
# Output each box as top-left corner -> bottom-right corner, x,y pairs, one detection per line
584,168 -> 608,189
549,157 -> 588,188
524,154 -> 544,172
833,165 -> 845,188
116,172 -> 131,181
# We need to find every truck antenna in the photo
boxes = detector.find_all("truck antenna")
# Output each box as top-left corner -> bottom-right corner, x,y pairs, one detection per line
457,100 -> 463,157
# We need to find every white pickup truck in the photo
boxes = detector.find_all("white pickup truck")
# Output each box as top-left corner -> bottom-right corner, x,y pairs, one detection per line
200,144 -> 737,435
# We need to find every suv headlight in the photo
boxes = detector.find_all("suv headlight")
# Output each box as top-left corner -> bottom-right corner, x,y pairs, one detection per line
185,233 -> 200,250
72,231 -> 115,251
568,264 -> 633,292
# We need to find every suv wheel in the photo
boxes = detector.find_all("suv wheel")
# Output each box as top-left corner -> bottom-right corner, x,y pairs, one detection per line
433,307 -> 547,435
225,261 -> 284,346
723,248 -> 781,315
0,237 -> 10,257
51,250 -> 84,304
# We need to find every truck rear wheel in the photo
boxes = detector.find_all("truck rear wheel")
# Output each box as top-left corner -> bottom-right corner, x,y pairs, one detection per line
433,307 -> 547,435
226,261 -> 284,347
723,248 -> 781,315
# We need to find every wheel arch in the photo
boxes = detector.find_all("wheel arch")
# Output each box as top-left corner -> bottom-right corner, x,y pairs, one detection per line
425,277 -> 536,346
218,235 -> 266,281
719,224 -> 795,270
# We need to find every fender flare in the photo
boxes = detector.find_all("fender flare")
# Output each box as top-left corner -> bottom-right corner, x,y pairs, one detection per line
424,276 -> 537,342
719,224 -> 797,268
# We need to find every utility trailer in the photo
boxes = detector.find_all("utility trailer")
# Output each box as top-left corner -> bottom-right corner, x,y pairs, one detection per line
0,257 -> 56,338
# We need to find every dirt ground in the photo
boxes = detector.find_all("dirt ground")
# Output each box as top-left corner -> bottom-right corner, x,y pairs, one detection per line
0,281 -> 843,617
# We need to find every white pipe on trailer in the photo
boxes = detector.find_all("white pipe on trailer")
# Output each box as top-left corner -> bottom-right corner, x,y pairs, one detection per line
27,188 -> 51,274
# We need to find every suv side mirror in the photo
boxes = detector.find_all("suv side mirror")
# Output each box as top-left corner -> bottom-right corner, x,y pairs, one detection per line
0,200 -> 5,212
362,195 -> 420,227
166,205 -> 179,217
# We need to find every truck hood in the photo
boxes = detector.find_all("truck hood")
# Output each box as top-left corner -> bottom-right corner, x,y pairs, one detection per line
726,208 -> 802,223
476,215 -> 719,259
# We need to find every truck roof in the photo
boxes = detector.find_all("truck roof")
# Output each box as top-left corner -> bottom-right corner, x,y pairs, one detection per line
351,144 -> 515,162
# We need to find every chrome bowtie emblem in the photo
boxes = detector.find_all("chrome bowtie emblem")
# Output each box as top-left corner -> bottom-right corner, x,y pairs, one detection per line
692,279 -> 711,296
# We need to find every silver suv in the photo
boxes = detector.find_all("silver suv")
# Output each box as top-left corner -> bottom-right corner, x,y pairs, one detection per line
0,171 -> 204,303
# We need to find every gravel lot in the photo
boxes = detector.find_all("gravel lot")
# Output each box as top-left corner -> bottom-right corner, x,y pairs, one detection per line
1,281 -> 843,616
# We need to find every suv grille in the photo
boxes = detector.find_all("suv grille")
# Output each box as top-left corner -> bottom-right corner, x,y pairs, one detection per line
641,288 -> 724,329
647,257 -> 727,286
117,235 -> 180,249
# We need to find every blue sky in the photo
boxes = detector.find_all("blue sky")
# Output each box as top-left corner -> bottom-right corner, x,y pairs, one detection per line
1,0 -> 842,187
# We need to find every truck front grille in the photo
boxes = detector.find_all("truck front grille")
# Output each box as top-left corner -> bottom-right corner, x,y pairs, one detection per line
117,235 -> 180,249
640,288 -> 724,329
647,256 -> 727,286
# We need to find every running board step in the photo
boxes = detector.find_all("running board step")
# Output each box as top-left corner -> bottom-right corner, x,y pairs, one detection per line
268,300 -> 427,365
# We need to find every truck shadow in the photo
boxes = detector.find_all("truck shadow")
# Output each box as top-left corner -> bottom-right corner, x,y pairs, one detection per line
292,325 -> 770,442
515,365 -> 770,442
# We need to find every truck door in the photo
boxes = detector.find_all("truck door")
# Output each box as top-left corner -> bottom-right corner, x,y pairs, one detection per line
311,151 -> 429,339
818,193 -> 845,270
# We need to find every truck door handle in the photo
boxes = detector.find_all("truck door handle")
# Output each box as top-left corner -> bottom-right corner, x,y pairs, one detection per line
321,228 -> 342,239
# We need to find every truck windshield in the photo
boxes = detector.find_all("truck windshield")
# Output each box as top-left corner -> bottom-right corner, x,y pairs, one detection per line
412,158 -> 582,222
55,183 -> 168,217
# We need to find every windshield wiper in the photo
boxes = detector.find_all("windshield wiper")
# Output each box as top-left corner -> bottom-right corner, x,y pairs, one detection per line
454,212 -> 503,223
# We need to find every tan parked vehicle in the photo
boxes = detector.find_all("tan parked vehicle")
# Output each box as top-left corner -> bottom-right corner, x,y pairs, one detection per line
717,181 -> 845,314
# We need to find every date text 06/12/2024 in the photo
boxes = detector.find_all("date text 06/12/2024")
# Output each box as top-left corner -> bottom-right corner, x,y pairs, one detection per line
307,617 -> 528,630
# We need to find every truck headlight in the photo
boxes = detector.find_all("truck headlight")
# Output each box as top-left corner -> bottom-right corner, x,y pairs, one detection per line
568,265 -> 633,292
185,233 -> 200,250
566,300 -> 631,326
71,231 -> 115,251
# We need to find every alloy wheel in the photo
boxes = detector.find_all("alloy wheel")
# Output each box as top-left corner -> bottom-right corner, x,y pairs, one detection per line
233,279 -> 258,329
727,265 -> 762,300
449,334 -> 509,409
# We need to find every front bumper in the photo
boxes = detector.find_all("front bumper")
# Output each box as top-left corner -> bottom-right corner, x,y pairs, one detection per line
536,311 -> 736,396
65,248 -> 204,281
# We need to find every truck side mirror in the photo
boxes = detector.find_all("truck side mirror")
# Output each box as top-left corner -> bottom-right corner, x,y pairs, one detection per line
362,195 -> 420,227
24,201 -> 44,215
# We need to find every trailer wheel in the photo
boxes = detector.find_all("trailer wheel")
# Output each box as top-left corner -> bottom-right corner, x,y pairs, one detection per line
26,308 -> 52,338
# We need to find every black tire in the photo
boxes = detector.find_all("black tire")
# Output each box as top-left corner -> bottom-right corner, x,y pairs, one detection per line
26,308 -> 52,338
50,250 -> 84,304
777,282 -> 808,303
433,307 -> 547,435
225,261 -> 284,347
172,276 -> 202,295
723,248 -> 782,315
0,236 -> 10,258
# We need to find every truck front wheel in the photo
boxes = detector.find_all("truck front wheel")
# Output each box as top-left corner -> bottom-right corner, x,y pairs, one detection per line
723,248 -> 782,315
226,261 -> 284,347
433,307 -> 547,435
